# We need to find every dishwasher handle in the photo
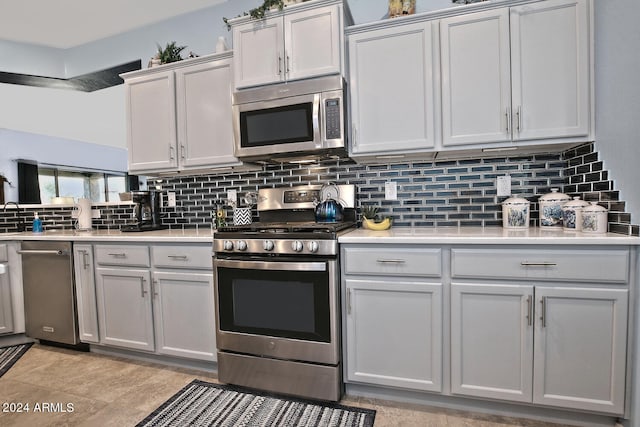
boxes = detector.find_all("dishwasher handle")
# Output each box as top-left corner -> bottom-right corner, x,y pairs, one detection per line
17,249 -> 69,256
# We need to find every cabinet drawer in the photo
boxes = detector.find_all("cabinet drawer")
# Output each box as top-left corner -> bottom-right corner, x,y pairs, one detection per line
0,244 -> 6,262
344,247 -> 442,277
451,248 -> 629,283
152,245 -> 212,270
95,245 -> 150,267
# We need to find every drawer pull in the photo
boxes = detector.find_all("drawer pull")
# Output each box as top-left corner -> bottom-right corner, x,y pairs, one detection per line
520,261 -> 556,267
167,255 -> 188,260
376,259 -> 406,264
108,253 -> 127,258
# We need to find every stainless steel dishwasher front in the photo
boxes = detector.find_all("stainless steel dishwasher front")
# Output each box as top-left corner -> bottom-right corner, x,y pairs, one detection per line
18,241 -> 80,345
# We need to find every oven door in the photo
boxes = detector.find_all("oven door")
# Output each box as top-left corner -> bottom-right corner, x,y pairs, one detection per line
233,93 -> 321,159
214,257 -> 340,365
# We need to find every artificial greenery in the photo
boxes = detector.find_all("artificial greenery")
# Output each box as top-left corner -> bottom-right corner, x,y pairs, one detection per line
156,41 -> 187,64
361,205 -> 379,220
223,0 -> 309,30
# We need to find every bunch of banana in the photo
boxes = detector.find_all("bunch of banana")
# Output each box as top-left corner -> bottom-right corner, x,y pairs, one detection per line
362,216 -> 392,231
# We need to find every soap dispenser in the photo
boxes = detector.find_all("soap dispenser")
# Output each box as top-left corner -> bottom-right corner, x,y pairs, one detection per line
32,212 -> 43,233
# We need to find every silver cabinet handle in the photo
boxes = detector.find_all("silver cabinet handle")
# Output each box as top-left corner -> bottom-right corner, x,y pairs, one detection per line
152,279 -> 159,297
506,108 -> 511,133
167,255 -> 188,260
526,295 -> 533,326
169,145 -> 175,160
521,261 -> 557,267
347,289 -> 352,315
140,279 -> 148,298
516,106 -> 522,132
540,297 -> 546,328
376,259 -> 406,264
352,126 -> 357,148
180,144 -> 186,160
278,55 -> 282,76
108,253 -> 127,258
80,250 -> 89,269
18,249 -> 67,256
286,55 -> 290,74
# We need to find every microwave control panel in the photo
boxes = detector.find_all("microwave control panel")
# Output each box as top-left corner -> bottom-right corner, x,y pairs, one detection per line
325,98 -> 341,140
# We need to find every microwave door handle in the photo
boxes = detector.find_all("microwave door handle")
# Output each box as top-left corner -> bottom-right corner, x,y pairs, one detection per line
313,93 -> 321,148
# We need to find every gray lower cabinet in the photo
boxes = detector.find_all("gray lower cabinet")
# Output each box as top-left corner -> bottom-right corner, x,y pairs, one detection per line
0,244 -> 13,335
342,245 -> 443,392
450,247 -> 630,415
95,267 -> 155,351
73,245 -> 99,343
152,270 -> 216,361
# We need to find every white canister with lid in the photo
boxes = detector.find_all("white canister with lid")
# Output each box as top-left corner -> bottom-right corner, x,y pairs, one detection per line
538,188 -> 570,227
561,196 -> 589,231
502,195 -> 530,229
581,202 -> 608,233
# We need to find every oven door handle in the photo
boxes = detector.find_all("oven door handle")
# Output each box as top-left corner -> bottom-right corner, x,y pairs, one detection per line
215,258 -> 327,272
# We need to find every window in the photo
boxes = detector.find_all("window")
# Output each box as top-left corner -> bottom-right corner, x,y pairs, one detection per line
38,166 -> 130,204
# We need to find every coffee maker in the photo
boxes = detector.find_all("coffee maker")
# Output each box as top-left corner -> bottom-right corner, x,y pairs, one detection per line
122,190 -> 165,232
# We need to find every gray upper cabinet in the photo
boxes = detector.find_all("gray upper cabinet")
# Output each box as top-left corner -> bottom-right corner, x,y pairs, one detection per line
347,21 -> 439,160
440,0 -> 591,150
122,54 -> 242,173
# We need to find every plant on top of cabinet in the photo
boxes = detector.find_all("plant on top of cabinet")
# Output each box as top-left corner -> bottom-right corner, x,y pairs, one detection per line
156,41 -> 187,64
223,0 -> 310,30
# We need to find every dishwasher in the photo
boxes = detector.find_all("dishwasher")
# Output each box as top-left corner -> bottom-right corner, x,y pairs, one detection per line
19,241 -> 83,347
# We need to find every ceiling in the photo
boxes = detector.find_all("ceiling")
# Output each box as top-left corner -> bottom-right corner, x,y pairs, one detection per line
0,0 -> 228,49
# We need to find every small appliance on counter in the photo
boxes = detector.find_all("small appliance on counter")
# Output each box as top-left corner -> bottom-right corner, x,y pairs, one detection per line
121,190 -> 166,232
538,188 -> 570,227
502,195 -> 530,229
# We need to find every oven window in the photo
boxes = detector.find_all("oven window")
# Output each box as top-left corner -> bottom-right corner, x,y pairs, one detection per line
217,265 -> 331,342
240,102 -> 314,147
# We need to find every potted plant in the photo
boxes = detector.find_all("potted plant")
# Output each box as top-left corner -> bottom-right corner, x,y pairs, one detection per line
154,41 -> 187,65
223,0 -> 308,30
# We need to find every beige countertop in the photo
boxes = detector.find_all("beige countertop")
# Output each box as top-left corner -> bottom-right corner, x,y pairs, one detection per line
0,228 -> 214,243
338,226 -> 640,245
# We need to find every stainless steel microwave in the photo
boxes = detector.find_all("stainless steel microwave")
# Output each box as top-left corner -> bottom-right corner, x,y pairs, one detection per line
232,76 -> 346,161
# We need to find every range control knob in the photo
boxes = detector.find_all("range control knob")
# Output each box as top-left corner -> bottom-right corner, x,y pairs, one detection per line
263,240 -> 275,251
236,240 -> 248,251
307,241 -> 320,253
291,240 -> 304,252
223,240 -> 234,251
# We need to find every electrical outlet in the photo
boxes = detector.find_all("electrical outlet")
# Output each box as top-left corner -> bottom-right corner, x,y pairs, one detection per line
227,189 -> 237,205
167,191 -> 176,207
91,209 -> 101,219
497,175 -> 512,197
385,181 -> 398,200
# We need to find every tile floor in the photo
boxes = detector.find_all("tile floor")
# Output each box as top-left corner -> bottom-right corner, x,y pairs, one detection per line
0,342 -> 575,427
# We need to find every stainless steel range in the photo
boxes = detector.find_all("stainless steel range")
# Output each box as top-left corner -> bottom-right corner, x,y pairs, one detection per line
213,184 -> 355,402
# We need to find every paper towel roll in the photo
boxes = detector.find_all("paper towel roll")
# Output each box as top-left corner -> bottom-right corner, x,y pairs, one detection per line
76,198 -> 93,230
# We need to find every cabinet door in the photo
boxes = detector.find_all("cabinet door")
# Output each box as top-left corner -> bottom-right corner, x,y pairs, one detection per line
125,71 -> 178,172
345,279 -> 442,392
440,9 -> 512,146
152,271 -> 216,361
348,22 -> 437,156
73,245 -> 99,343
0,265 -> 13,334
533,287 -> 628,414
233,18 -> 284,89
450,283 -> 533,402
284,4 -> 341,81
510,0 -> 590,140
175,58 -> 238,168
95,267 -> 154,351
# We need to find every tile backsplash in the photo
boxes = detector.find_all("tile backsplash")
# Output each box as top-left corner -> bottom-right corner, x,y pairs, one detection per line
0,143 -> 637,236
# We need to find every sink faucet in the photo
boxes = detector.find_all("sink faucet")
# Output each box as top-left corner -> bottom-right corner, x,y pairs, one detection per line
3,201 -> 26,232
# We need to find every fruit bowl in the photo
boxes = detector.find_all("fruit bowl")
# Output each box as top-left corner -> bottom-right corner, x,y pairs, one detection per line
362,217 -> 392,231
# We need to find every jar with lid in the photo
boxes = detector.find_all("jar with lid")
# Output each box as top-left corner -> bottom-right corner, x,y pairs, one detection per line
561,196 -> 589,231
538,188 -> 570,227
581,202 -> 608,233
502,195 -> 530,229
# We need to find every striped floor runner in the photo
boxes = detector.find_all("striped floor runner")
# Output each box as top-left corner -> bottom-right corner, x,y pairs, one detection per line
0,343 -> 32,378
138,380 -> 375,427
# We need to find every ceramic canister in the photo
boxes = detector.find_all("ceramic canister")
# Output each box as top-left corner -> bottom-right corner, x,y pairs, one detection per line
581,202 -> 608,233
502,195 -> 530,229
538,188 -> 570,227
561,196 -> 589,231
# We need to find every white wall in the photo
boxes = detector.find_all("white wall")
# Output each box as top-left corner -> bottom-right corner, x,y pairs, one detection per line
594,1 -> 640,222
